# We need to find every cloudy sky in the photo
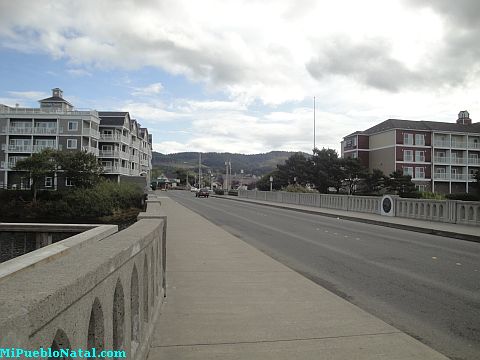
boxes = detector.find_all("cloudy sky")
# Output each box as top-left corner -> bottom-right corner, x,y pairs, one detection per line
1,0 -> 480,154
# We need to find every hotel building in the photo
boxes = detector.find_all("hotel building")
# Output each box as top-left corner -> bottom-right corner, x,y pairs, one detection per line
0,88 -> 152,190
341,111 -> 480,194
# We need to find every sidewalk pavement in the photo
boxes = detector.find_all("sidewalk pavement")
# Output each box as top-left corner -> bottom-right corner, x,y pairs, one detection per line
147,196 -> 449,360
213,195 -> 480,243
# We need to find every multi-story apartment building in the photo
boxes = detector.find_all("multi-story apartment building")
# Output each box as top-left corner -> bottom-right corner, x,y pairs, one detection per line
97,111 -> 152,183
0,88 -> 152,190
341,111 -> 480,194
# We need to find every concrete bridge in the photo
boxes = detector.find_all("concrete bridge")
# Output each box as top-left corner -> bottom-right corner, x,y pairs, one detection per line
0,193 -> 459,359
0,195 -> 166,360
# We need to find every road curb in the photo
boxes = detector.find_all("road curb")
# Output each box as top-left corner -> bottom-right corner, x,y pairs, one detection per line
212,195 -> 480,243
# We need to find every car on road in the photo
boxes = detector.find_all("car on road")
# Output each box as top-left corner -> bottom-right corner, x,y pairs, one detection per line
196,188 -> 210,198
190,187 -> 199,193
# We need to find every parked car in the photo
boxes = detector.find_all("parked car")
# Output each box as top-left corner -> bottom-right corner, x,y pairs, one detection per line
196,188 -> 210,198
190,187 -> 199,193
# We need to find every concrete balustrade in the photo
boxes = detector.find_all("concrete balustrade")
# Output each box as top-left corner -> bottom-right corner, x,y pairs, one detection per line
0,194 -> 166,360
238,190 -> 480,226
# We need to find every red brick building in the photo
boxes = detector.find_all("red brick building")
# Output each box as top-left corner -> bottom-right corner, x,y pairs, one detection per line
341,111 -> 480,194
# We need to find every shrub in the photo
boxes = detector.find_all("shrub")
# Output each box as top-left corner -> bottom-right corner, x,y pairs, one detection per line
445,193 -> 480,201
284,184 -> 315,193
420,192 -> 446,200
228,189 -> 238,196
399,192 -> 422,198
40,181 -> 144,219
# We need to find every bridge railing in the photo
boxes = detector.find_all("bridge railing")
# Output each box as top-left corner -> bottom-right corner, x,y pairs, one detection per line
0,193 -> 166,360
237,190 -> 480,226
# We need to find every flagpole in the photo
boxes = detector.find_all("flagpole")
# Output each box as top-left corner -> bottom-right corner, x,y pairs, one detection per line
313,96 -> 316,151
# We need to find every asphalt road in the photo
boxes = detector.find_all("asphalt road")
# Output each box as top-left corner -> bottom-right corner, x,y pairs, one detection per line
166,190 -> 480,360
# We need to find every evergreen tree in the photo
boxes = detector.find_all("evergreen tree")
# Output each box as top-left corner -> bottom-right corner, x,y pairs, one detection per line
13,149 -> 57,203
55,150 -> 103,188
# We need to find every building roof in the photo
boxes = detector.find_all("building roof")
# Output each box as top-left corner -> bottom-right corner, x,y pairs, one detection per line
98,111 -> 129,117
39,96 -> 73,106
99,111 -> 130,127
345,118 -> 480,139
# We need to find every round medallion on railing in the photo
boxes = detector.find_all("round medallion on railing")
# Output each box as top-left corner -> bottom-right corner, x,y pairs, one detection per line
381,195 -> 395,216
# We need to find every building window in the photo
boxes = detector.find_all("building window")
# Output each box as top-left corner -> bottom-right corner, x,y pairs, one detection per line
404,133 -> 414,145
45,177 -> 53,188
67,139 -> 77,149
415,134 -> 425,146
65,178 -> 74,187
403,167 -> 413,177
20,177 -> 31,190
415,151 -> 425,162
68,121 -> 78,131
404,150 -> 413,162
415,167 -> 425,179
415,185 -> 427,192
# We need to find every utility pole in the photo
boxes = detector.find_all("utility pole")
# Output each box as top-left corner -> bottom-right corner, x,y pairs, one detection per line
228,160 -> 232,190
198,152 -> 202,188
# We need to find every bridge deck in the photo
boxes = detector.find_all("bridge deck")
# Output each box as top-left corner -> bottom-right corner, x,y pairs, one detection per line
147,196 -> 448,360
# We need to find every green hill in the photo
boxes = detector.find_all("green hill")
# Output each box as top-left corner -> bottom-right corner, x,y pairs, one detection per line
152,151 -> 304,176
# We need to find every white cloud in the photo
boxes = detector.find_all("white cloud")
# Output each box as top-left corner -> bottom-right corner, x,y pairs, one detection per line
1,0 -> 480,155
132,83 -> 164,96
66,68 -> 92,77
7,91 -> 48,100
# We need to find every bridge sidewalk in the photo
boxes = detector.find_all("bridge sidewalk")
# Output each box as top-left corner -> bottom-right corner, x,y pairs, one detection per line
214,195 -> 480,242
147,196 -> 448,360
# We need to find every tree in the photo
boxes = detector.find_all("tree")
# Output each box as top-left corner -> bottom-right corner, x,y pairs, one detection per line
175,168 -> 195,186
385,170 -> 416,195
256,170 -> 283,191
474,169 -> 480,195
55,150 -> 103,188
341,158 -> 368,195
363,169 -> 386,194
277,153 -> 310,186
309,148 -> 340,193
13,149 -> 56,203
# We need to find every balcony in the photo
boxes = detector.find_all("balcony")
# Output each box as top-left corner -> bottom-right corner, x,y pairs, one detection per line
434,140 -> 450,147
103,165 -> 130,175
9,127 -> 33,134
8,145 -> 32,152
33,145 -> 56,153
450,157 -> 467,165
468,141 -> 480,149
468,157 -> 480,165
100,133 -> 121,141
7,156 -> 29,169
433,173 -> 448,180
99,149 -> 120,157
434,156 -> 449,163
82,146 -> 99,156
34,127 -> 57,134
83,128 -> 100,138
451,173 -> 467,181
451,141 -> 467,149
